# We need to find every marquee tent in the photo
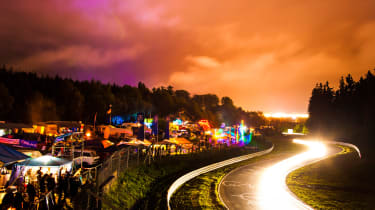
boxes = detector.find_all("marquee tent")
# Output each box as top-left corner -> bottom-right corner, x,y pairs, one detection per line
12,155 -> 72,183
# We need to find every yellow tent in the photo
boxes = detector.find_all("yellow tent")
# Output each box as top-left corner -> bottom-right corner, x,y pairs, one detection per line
162,137 -> 192,145
101,140 -> 114,148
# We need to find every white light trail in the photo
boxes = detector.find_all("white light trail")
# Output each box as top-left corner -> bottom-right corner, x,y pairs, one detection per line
167,146 -> 274,210
257,139 -> 327,210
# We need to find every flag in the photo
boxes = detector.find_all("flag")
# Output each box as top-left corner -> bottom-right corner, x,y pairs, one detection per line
165,116 -> 170,139
137,114 -> 145,140
107,104 -> 112,114
151,115 -> 158,136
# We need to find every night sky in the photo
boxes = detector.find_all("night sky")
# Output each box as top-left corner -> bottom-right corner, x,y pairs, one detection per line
1,0 -> 375,113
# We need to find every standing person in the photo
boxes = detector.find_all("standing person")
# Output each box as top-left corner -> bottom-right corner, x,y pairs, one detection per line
69,176 -> 78,198
14,186 -> 24,210
37,167 -> 42,179
1,187 -> 14,209
46,173 -> 56,202
40,173 -> 48,194
46,174 -> 55,192
64,172 -> 70,199
57,173 -> 64,203
37,168 -> 42,192
26,183 -> 36,208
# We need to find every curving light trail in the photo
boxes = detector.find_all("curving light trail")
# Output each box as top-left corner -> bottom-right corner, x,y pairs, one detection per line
167,146 -> 274,210
257,139 -> 328,210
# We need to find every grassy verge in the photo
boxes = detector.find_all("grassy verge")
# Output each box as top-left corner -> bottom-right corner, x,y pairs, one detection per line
286,145 -> 375,209
170,136 -> 306,209
103,138 -> 267,209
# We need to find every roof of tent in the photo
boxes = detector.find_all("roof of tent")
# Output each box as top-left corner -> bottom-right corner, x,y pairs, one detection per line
0,144 -> 29,166
162,138 -> 192,145
16,155 -> 71,167
102,140 -> 114,148
117,139 -> 151,147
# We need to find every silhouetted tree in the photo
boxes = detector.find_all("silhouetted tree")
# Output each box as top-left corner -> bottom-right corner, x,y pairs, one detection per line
0,66 -> 266,127
307,70 -> 375,154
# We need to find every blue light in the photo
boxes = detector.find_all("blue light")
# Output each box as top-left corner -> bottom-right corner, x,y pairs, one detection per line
111,116 -> 124,125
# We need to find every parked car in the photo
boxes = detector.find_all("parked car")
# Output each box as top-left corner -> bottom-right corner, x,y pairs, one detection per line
73,150 -> 100,166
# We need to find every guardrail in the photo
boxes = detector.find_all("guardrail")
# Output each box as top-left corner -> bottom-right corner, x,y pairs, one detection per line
327,141 -> 361,158
167,144 -> 274,210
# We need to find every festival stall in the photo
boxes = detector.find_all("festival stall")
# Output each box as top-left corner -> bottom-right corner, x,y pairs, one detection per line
162,137 -> 192,147
0,144 -> 29,186
160,137 -> 193,154
11,155 -> 72,184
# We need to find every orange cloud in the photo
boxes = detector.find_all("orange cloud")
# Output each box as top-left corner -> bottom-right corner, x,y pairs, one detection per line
1,0 -> 375,113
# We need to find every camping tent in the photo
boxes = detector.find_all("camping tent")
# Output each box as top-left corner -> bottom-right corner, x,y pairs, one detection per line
0,144 -> 29,167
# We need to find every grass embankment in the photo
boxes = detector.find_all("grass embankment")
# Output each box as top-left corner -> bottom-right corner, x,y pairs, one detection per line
287,145 -> 375,209
170,136 -> 305,209
103,138 -> 266,210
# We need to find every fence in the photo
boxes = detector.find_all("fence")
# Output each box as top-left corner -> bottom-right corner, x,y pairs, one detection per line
96,146 -> 148,190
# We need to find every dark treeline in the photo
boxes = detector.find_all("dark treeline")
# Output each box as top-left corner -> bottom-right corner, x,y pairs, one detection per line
307,69 -> 375,153
0,66 -> 265,127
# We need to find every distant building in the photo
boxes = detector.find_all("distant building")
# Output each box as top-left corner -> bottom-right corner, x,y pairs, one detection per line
34,121 -> 84,136
96,124 -> 134,139
0,122 -> 34,136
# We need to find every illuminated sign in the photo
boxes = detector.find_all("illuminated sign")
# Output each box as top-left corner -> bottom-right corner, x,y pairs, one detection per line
198,120 -> 211,130
144,118 -> 153,129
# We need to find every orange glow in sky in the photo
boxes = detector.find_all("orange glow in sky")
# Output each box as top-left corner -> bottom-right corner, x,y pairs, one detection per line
264,113 -> 309,119
1,0 -> 375,113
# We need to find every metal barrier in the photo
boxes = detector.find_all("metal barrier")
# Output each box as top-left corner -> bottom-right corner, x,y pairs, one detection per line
327,141 -> 361,158
166,144 -> 274,210
96,146 -> 148,189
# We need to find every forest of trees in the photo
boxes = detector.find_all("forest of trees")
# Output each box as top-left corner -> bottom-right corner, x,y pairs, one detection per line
0,66 -> 265,127
307,69 -> 375,152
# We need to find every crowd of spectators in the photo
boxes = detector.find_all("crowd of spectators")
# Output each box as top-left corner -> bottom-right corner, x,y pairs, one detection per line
1,167 -> 84,210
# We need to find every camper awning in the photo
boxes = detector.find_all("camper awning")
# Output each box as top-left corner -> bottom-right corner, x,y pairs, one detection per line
0,144 -> 29,167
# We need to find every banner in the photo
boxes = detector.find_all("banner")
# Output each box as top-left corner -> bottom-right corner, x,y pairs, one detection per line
0,137 -> 19,145
19,139 -> 38,148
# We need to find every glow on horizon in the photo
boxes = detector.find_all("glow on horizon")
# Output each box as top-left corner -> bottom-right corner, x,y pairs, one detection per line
264,112 -> 309,119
